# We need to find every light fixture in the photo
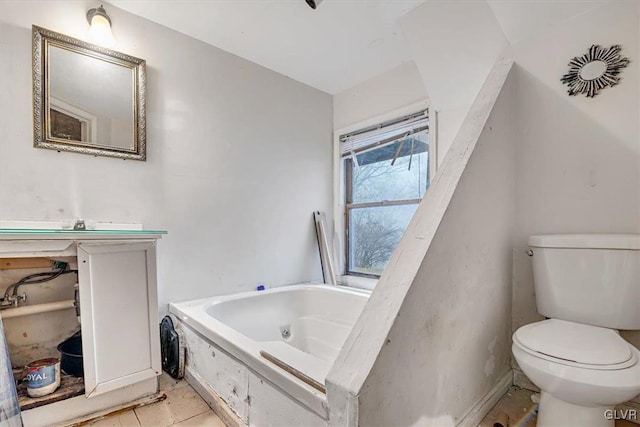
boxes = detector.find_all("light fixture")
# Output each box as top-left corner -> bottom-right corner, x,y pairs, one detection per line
305,0 -> 323,9
86,5 -> 115,47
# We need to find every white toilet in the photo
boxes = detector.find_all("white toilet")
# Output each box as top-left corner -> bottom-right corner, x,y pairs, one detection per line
512,234 -> 640,427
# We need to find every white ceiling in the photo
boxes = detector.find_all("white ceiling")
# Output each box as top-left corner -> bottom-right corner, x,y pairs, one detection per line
486,0 -> 608,45
108,0 -> 610,95
108,0 -> 427,95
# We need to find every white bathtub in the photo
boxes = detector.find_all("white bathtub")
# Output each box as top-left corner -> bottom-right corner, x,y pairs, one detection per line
169,283 -> 370,422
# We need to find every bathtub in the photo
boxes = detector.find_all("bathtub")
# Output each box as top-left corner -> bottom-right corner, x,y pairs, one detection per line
169,283 -> 370,423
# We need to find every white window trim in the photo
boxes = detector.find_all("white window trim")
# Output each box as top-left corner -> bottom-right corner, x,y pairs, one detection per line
337,274 -> 378,291
49,96 -> 98,143
333,99 -> 437,281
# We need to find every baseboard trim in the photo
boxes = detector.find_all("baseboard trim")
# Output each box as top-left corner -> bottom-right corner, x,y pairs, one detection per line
457,370 -> 513,427
185,367 -> 246,427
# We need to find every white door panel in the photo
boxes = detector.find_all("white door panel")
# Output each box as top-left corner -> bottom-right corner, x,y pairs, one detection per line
78,241 -> 160,397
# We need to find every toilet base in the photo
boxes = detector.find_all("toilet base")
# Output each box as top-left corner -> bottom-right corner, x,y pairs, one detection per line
537,392 -> 614,427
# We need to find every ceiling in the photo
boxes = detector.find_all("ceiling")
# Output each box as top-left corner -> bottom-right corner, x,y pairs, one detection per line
486,0 -> 607,45
108,0 -> 609,95
108,0 -> 427,95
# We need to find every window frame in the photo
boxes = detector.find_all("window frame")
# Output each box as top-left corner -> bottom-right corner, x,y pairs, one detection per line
333,100 -> 437,283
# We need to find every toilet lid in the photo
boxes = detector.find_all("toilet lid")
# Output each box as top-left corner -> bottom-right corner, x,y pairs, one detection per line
514,319 -> 633,366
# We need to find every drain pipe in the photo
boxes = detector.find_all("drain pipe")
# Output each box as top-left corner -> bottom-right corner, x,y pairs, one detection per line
0,300 -> 76,319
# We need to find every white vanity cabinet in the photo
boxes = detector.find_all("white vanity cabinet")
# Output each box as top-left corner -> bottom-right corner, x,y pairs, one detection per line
0,228 -> 166,426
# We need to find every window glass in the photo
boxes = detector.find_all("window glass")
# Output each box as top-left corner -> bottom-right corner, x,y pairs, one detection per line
348,204 -> 419,276
344,127 -> 430,277
352,133 -> 429,204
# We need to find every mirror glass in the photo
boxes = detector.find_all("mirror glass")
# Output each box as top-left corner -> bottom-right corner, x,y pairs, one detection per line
48,46 -> 134,149
578,60 -> 607,81
33,26 -> 146,160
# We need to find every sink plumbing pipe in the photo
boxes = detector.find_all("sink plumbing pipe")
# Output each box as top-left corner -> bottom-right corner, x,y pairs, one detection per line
1,299 -> 76,319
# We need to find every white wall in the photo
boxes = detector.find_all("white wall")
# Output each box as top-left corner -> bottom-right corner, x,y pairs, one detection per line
329,1 -> 639,423
352,0 -> 639,377
326,62 -> 514,426
399,0 -> 509,162
333,62 -> 428,131
510,0 -> 640,351
0,1 -> 333,314
358,65 -> 516,427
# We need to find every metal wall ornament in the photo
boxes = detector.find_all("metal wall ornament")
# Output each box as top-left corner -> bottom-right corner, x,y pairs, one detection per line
561,44 -> 630,98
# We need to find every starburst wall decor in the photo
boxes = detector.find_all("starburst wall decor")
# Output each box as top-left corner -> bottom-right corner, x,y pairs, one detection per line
561,44 -> 630,98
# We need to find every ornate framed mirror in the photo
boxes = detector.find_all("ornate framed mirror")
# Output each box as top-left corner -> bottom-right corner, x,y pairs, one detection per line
32,26 -> 146,160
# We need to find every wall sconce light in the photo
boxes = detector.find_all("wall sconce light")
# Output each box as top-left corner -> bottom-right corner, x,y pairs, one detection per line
87,5 -> 115,47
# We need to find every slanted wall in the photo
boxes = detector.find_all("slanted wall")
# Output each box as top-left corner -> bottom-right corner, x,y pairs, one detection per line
359,68 -> 516,427
327,61 -> 516,426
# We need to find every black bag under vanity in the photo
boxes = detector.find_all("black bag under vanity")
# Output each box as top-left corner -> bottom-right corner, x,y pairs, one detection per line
160,316 -> 184,379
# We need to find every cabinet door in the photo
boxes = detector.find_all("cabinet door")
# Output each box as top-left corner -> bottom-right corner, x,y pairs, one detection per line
77,241 -> 160,398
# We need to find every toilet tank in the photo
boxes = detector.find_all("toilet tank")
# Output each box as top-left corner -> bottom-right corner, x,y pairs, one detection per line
529,234 -> 640,330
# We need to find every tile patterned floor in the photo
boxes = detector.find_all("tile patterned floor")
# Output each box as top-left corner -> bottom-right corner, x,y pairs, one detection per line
89,380 -> 637,427
88,374 -> 225,427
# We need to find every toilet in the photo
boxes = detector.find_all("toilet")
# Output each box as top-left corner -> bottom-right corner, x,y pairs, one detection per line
512,234 -> 640,427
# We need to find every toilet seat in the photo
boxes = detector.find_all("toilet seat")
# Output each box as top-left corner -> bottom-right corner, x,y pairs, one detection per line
513,319 -> 638,370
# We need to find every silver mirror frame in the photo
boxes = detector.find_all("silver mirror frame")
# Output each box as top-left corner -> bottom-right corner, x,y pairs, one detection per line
32,25 -> 147,161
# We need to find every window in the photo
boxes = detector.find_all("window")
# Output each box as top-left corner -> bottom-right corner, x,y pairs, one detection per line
341,110 -> 430,277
